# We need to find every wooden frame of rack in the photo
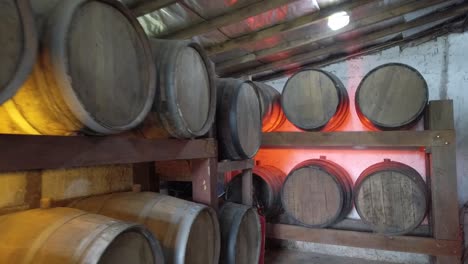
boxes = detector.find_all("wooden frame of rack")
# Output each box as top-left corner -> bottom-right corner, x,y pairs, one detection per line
0,134 -> 227,209
0,127 -> 256,213
261,100 -> 461,264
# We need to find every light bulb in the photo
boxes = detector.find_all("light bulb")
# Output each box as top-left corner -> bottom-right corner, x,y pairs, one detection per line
328,11 -> 350,31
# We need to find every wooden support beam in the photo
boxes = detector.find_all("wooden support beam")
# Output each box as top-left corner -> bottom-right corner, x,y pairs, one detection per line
0,135 -> 216,172
191,158 -> 218,210
241,169 -> 253,206
266,224 -> 462,256
161,0 -> 298,39
133,162 -> 159,192
261,130 -> 454,149
125,0 -> 178,17
207,0 -> 374,55
217,0 -> 446,71
232,3 -> 468,77
425,101 -> 461,264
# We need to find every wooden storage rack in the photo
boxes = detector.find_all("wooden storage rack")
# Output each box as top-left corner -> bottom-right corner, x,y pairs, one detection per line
0,133 -> 254,210
261,100 -> 462,264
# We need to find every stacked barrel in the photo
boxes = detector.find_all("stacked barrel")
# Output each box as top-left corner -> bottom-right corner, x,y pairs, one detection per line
1,0 -> 433,260
226,63 -> 430,238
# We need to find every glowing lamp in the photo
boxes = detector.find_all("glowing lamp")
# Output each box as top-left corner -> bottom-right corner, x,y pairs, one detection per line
328,11 -> 350,30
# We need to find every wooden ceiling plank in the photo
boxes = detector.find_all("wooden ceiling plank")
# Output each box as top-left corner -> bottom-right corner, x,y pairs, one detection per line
217,0 -> 447,71
127,0 -> 178,17
229,2 -> 468,77
161,0 -> 298,39
206,0 -> 374,55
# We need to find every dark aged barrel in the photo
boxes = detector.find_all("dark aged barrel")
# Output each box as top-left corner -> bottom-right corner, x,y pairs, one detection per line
0,207 -> 161,264
252,82 -> 286,132
281,158 -> 353,227
226,165 -> 285,218
281,69 -> 349,131
217,78 -> 262,160
219,202 -> 261,264
0,0 -> 155,135
354,160 -> 428,235
138,39 -> 216,139
0,0 -> 37,104
70,191 -> 220,264
356,63 -> 428,130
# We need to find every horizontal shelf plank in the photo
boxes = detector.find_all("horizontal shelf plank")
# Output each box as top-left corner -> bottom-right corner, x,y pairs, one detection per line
262,130 -> 454,148
0,134 -> 216,172
217,159 -> 255,173
266,224 -> 461,256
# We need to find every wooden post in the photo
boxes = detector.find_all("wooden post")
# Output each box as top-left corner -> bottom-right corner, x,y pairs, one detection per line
425,100 -> 461,264
191,158 -> 218,210
241,168 -> 253,206
132,162 -> 159,192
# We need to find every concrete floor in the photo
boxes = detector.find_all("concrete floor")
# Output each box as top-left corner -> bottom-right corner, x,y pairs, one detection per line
265,249 -> 401,264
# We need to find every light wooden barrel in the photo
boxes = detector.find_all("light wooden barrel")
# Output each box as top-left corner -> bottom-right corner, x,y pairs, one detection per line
217,78 -> 262,160
354,160 -> 428,235
226,165 -> 285,218
252,82 -> 286,132
281,158 -> 353,227
0,207 -> 162,264
0,0 -> 37,104
356,63 -> 428,130
0,0 -> 155,135
70,191 -> 220,264
138,39 -> 216,139
219,202 -> 261,264
281,69 -> 349,131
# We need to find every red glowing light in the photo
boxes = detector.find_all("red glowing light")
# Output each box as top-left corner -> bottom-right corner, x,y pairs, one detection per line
224,0 -> 238,7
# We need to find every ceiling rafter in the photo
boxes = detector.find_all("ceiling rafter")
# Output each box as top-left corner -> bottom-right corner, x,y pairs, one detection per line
216,0 -> 448,72
160,0 -> 299,39
227,2 -> 468,78
205,0 -> 374,55
254,19 -> 461,82
126,0 -> 178,17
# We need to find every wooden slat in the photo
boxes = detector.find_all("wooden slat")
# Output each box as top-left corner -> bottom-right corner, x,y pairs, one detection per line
266,224 -> 462,256
217,0 -> 446,71
241,169 -> 253,206
234,3 -> 468,77
207,0 -> 373,55
133,162 -> 159,192
127,0 -> 178,17
261,131 -> 454,148
162,0 -> 297,39
217,159 -> 255,173
277,214 -> 431,236
0,135 -> 216,172
426,101 -> 461,264
191,158 -> 218,209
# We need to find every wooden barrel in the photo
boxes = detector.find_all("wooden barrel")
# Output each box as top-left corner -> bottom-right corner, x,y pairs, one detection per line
226,165 -> 285,218
281,158 -> 353,227
281,69 -> 349,131
138,39 -> 216,139
217,78 -> 262,160
252,82 -> 286,132
356,63 -> 428,130
0,207 -> 163,264
70,191 -> 220,264
219,202 -> 261,264
0,0 -> 37,104
0,0 -> 155,135
354,160 -> 428,235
